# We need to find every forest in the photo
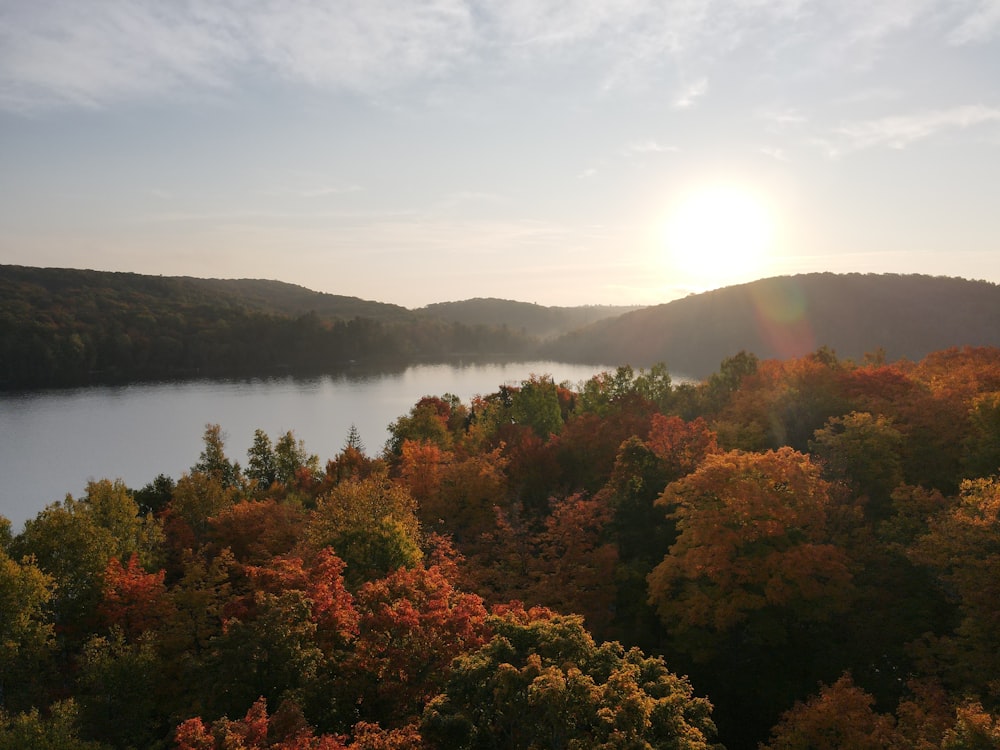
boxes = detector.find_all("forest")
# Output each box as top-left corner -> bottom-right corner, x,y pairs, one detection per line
3,345 -> 1000,749
0,266 -> 538,388
5,265 -> 1000,390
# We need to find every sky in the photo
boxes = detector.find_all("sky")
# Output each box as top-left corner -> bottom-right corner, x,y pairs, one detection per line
1,1 -> 999,308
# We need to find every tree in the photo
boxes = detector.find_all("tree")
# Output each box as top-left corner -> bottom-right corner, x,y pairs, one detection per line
193,424 -> 241,488
809,411 -> 904,521
0,700 -> 111,750
349,564 -> 489,725
528,494 -> 619,639
510,375 -> 564,439
344,424 -> 366,455
307,475 -> 423,588
648,448 -> 855,655
647,447 -> 857,746
0,550 -> 55,712
166,471 -> 242,545
909,477 -> 1000,701
761,674 -> 897,750
246,429 -> 278,490
75,629 -> 167,749
963,393 -> 1000,479
99,554 -> 174,641
207,499 -> 306,565
421,607 -> 718,750
274,430 -> 320,488
386,397 -> 455,456
175,697 -> 348,750
11,480 -> 162,639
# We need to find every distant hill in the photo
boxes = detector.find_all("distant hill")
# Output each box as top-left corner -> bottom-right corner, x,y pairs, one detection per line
417,298 -> 642,339
0,266 -> 533,388
0,266 -> 412,323
543,273 -> 1000,378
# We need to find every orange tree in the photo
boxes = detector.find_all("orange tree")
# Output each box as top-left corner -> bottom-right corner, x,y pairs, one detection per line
647,447 -> 857,747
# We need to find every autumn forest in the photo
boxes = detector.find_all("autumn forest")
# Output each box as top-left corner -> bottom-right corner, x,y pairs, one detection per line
4,346 -> 1000,749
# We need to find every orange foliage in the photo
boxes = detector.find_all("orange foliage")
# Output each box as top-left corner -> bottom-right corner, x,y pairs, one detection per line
207,499 -> 306,565
349,564 -> 489,723
397,440 -> 449,511
100,553 -> 174,640
242,548 -> 359,653
648,448 -> 854,650
645,414 -> 720,478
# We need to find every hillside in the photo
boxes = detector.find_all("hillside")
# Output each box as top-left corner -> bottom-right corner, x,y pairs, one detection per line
417,297 -> 642,339
0,265 -> 536,388
543,273 -> 1000,378
0,265 -> 412,323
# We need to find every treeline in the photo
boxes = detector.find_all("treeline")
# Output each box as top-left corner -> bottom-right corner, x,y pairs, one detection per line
3,346 -> 1000,749
545,273 -> 1000,377
0,266 -> 535,388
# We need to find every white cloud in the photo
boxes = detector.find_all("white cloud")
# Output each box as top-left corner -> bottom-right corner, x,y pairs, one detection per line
0,0 -> 475,112
673,77 -> 708,109
826,104 -> 1000,154
0,0 -> 995,115
623,140 -> 679,155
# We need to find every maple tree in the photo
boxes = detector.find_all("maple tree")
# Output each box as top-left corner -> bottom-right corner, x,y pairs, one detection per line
348,563 -> 489,725
99,553 -> 174,640
648,447 -> 855,654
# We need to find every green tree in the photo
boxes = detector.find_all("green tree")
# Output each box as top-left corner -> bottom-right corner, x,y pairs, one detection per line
421,607 -> 718,750
809,411 -> 904,521
307,474 -> 423,587
75,629 -> 167,749
0,700 -> 111,750
246,428 -> 277,489
11,480 -> 162,638
963,393 -> 1000,479
0,549 -> 55,712
511,375 -> 564,438
274,429 -> 320,486
192,423 -> 241,488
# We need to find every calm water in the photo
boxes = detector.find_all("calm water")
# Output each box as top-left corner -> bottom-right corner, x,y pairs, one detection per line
0,361 -> 612,533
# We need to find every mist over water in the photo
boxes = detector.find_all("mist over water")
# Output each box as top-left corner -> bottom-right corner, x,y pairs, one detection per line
0,361 -> 613,533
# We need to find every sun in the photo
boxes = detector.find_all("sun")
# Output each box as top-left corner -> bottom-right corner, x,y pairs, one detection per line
662,183 -> 776,288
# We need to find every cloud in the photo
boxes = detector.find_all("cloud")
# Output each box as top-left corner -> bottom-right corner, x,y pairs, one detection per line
673,77 -> 708,109
758,146 -> 788,161
623,140 -> 679,155
0,0 -> 475,112
948,0 -> 1000,44
1,0 -> 993,115
826,104 -> 1000,154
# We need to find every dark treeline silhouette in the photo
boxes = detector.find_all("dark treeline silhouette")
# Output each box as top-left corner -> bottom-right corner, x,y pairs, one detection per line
544,273 -> 1000,377
4,346 -> 1000,748
0,266 -> 536,388
8,265 -> 1000,390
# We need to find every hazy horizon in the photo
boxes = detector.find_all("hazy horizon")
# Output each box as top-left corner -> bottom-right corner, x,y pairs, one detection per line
2,1 -> 999,308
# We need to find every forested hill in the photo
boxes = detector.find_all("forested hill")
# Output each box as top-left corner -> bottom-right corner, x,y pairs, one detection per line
544,273 -> 1000,378
417,298 -> 641,339
1,265 -> 413,322
0,265 -> 537,388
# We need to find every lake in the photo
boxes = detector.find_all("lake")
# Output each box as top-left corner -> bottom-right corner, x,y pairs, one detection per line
0,361 -> 615,533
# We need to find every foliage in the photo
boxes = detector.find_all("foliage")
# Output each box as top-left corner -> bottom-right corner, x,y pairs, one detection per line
648,448 -> 855,656
8,348 -> 1000,749
421,607 -> 719,749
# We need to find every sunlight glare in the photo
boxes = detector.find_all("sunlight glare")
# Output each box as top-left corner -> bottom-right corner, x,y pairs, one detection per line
663,184 -> 777,288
